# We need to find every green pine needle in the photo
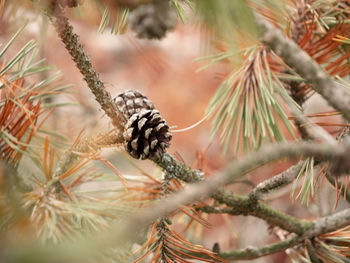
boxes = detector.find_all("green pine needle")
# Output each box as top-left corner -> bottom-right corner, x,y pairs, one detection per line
98,7 -> 129,35
291,157 -> 315,206
206,45 -> 297,154
170,0 -> 194,23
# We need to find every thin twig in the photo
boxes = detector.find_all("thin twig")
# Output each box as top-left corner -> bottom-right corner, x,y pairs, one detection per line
52,131 -> 123,179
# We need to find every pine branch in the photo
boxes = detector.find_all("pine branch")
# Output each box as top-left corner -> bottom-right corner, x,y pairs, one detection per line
11,176 -> 350,262
256,14 -> 350,122
7,139 -> 350,261
211,190 -> 310,235
49,5 -> 125,131
151,142 -> 350,235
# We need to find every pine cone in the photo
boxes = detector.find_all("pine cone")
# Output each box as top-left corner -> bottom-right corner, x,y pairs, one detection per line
114,90 -> 155,121
128,0 -> 177,39
123,109 -> 172,159
49,0 -> 83,8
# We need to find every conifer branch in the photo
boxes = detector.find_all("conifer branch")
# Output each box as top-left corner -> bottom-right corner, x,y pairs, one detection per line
49,5 -> 125,131
153,142 -> 350,235
11,183 -> 350,262
256,14 -> 350,122
47,7 -> 350,234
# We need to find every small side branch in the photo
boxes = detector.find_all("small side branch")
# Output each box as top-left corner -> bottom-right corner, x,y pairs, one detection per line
52,131 -> 123,178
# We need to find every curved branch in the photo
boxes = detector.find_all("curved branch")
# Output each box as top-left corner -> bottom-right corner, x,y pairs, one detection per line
11,141 -> 350,262
200,206 -> 350,260
153,141 -> 350,235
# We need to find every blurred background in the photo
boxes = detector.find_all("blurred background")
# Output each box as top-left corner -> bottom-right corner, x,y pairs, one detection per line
0,1 -> 349,262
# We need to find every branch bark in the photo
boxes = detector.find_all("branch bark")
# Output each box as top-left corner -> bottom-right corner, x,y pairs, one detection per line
50,6 -> 125,130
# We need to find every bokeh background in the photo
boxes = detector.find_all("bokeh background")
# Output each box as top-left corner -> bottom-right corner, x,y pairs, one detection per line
0,1 -> 348,262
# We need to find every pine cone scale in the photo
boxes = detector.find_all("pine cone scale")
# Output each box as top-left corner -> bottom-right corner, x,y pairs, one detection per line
114,90 -> 155,120
144,128 -> 152,139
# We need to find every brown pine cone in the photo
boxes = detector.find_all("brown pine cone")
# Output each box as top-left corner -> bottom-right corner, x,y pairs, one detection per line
114,90 -> 155,121
128,0 -> 177,39
48,0 -> 83,10
123,109 -> 172,159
